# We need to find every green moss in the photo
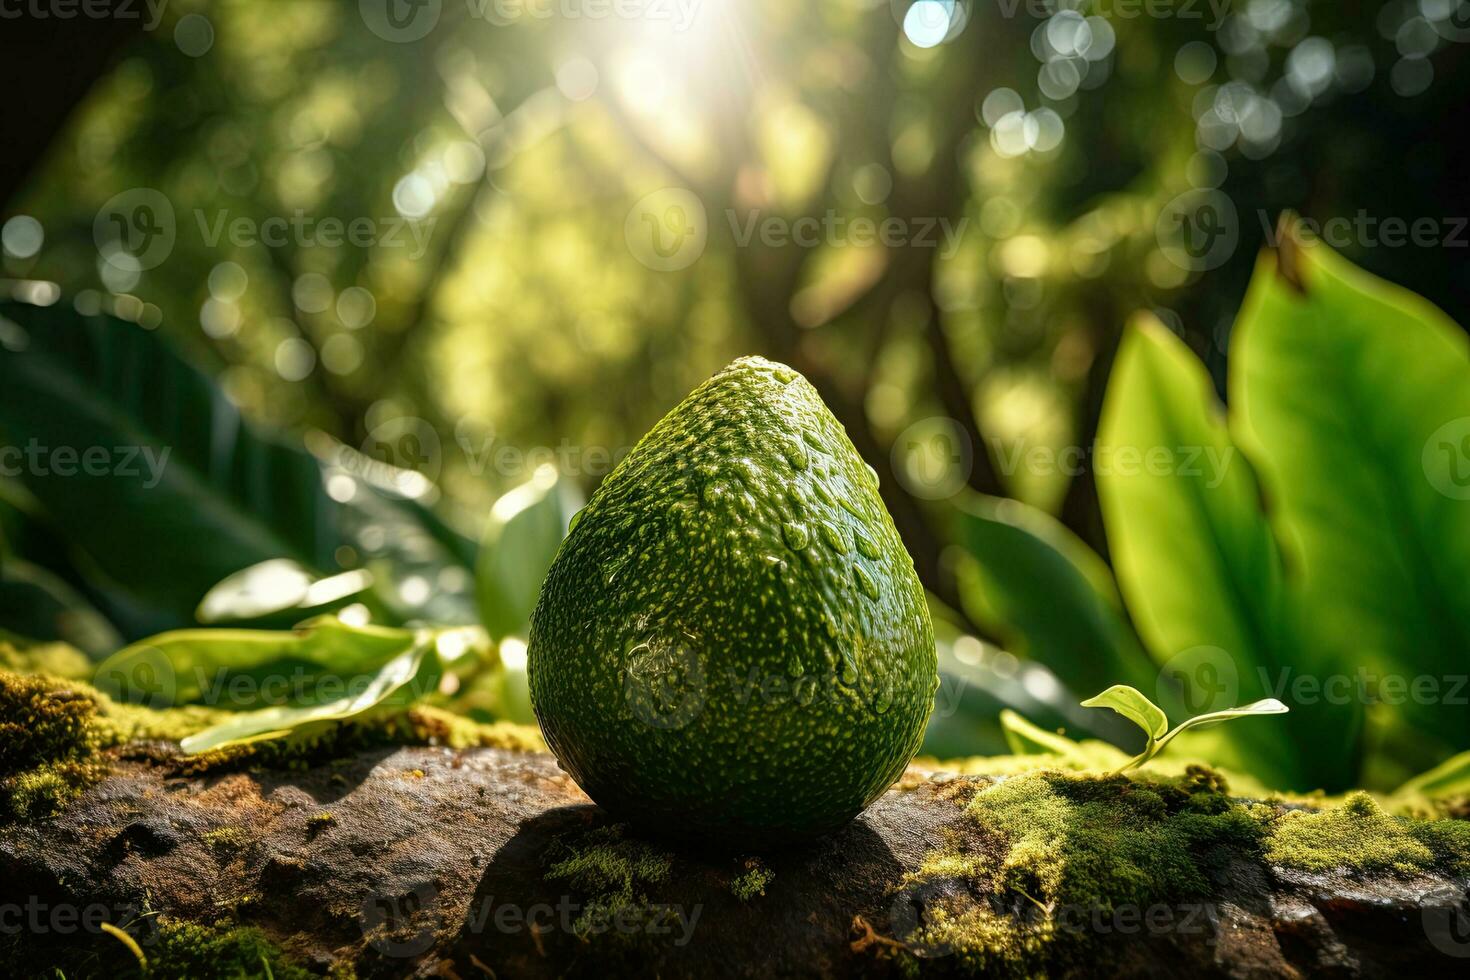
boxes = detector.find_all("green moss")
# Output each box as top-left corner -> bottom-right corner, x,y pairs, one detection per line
2,658 -> 547,822
730,859 -> 774,901
130,917 -> 322,980
0,670 -> 107,818
542,824 -> 677,941
896,767 -> 1263,975
1265,791 -> 1470,875
203,826 -> 250,850
0,638 -> 94,679
379,705 -> 545,752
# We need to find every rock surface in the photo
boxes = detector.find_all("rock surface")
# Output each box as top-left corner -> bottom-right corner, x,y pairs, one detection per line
3,747 -> 1468,977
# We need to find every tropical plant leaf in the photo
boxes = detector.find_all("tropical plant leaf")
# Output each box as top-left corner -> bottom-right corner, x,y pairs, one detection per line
196,559 -> 375,625
0,553 -> 123,657
476,465 -> 582,641
310,434 -> 480,625
1231,222 -> 1470,773
1391,750 -> 1470,803
0,298 -> 341,622
1096,312 -> 1339,790
953,491 -> 1154,695
178,635 -> 440,754
95,617 -> 418,708
1080,684 -> 1169,742
999,708 -> 1083,757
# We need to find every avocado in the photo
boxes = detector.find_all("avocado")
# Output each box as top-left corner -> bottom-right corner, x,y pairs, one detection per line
528,356 -> 937,846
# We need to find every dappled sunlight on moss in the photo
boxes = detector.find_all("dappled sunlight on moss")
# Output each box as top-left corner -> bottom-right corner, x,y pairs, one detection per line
1265,791 -> 1470,876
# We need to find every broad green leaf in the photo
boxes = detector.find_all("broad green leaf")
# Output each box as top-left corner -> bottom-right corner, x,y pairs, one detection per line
1231,224 -> 1470,772
953,491 -> 1154,695
1391,750 -> 1470,803
1000,709 -> 1083,756
310,434 -> 479,625
919,598 -> 1135,758
1080,684 -> 1169,742
475,465 -> 583,641
179,635 -> 441,754
96,617 -> 417,708
0,299 -> 342,621
0,554 -> 122,656
1096,313 -> 1337,790
196,559 -> 374,624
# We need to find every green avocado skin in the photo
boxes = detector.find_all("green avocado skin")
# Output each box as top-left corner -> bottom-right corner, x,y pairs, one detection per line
528,356 -> 937,847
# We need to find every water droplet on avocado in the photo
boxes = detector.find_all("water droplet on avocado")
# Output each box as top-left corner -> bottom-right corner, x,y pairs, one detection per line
782,437 -> 808,470
786,656 -> 805,678
839,652 -> 859,686
819,521 -> 849,554
802,429 -> 826,452
853,563 -> 879,600
865,462 -> 880,487
569,506 -> 586,532
782,522 -> 810,550
774,365 -> 797,383
873,685 -> 894,714
854,529 -> 880,560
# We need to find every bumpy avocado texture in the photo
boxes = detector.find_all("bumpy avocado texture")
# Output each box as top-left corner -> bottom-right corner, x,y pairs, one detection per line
528,356 -> 937,846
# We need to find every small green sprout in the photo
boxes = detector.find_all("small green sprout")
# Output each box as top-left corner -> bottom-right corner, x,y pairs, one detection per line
1081,684 -> 1288,773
